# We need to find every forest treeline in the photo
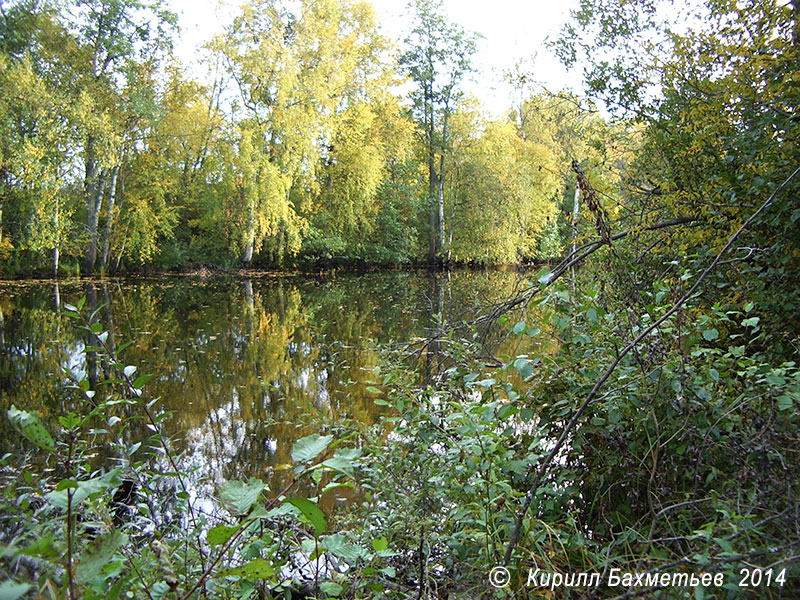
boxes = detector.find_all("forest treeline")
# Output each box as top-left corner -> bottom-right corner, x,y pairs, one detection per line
0,0 -> 623,276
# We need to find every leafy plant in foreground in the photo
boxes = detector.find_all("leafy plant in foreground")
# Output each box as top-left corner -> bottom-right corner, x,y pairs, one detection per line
0,298 -> 386,599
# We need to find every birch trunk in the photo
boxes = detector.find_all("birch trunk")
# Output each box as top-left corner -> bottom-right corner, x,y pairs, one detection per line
100,165 -> 120,272
84,169 -> 106,273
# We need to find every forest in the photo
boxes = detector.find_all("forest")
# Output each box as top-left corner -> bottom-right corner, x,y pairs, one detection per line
1,0 -> 799,598
0,0 -> 620,274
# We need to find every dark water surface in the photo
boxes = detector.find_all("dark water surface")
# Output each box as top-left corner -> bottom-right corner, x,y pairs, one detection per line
0,269 -> 537,509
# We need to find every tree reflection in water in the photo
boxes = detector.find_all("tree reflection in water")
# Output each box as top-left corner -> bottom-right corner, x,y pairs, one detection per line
0,270 -> 547,515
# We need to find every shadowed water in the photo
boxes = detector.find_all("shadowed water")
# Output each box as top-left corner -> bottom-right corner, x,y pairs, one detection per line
0,269 -> 541,509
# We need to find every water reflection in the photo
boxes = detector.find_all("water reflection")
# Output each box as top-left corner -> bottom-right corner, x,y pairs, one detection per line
0,270 -> 537,505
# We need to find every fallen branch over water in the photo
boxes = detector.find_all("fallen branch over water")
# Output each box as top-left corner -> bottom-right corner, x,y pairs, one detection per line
475,215 -> 697,329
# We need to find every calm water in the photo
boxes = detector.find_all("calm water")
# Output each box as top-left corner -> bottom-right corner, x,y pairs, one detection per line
0,269 -> 538,507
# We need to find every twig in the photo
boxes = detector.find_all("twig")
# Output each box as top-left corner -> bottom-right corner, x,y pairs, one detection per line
475,216 -> 697,329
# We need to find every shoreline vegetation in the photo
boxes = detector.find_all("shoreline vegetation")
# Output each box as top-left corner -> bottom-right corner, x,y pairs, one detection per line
0,260 -> 541,282
2,0 -> 799,597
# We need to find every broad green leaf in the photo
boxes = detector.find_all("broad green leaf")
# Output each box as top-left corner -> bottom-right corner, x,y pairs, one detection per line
371,537 -> 388,552
218,478 -> 264,516
132,374 -> 153,389
513,357 -> 534,379
321,535 -> 371,562
291,434 -> 333,463
702,328 -> 719,341
46,471 -> 122,510
741,317 -> 760,328
19,536 -> 58,558
511,321 -> 526,335
470,378 -> 496,388
321,448 -> 362,475
777,395 -> 794,411
220,558 -> 275,580
322,481 -> 354,494
76,531 -> 128,584
0,582 -> 31,600
285,497 -> 327,534
320,582 -> 343,597
207,524 -> 240,547
7,406 -> 55,452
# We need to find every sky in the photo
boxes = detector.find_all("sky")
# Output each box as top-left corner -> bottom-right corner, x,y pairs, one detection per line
169,0 -> 584,117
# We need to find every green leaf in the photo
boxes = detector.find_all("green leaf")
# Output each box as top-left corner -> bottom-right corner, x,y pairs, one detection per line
59,413 -> 82,429
19,536 -> 58,558
7,406 -> 55,452
320,582 -> 343,597
76,531 -> 128,584
321,448 -> 362,475
741,317 -> 760,328
46,471 -> 122,510
371,537 -> 388,552
218,478 -> 265,516
291,434 -> 333,463
470,378 -> 496,388
0,582 -> 31,600
132,374 -> 153,389
285,497 -> 327,534
513,357 -> 533,379
321,534 -> 371,562
714,537 -> 734,553
702,328 -> 719,341
220,558 -> 275,580
365,386 -> 382,395
777,395 -> 794,411
512,321 -> 526,335
207,524 -> 240,547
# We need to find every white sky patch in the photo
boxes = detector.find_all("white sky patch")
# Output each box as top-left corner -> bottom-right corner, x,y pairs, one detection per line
169,0 -> 585,116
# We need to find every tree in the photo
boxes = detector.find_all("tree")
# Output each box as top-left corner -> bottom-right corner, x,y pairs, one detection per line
0,1 -> 81,276
67,0 -> 176,273
555,0 -> 800,328
400,0 -> 477,265
214,0 -> 394,265
444,103 -> 561,263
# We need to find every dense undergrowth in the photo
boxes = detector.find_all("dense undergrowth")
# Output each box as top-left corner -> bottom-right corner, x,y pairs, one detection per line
2,235 -> 799,598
